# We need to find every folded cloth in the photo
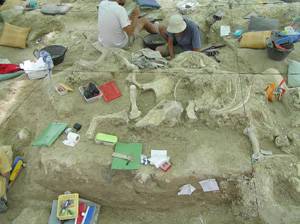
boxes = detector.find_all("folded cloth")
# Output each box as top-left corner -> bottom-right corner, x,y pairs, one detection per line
136,0 -> 160,9
132,48 -> 168,69
0,71 -> 24,81
0,64 -> 21,74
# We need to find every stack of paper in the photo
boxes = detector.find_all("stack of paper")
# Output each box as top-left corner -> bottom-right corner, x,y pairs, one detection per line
149,150 -> 170,168
199,179 -> 220,192
177,184 -> 196,196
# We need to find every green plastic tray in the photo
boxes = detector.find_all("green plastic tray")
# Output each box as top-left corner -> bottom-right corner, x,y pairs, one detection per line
32,122 -> 68,147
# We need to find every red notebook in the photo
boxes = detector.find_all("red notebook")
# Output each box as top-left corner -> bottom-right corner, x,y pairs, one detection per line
76,202 -> 87,224
99,81 -> 122,102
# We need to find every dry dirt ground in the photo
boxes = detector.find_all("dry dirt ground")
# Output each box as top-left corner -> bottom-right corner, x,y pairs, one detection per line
0,0 -> 300,223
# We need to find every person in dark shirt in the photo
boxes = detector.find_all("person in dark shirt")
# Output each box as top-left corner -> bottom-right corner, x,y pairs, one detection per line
157,14 -> 201,59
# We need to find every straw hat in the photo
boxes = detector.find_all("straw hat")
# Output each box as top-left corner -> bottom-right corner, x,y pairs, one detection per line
167,14 -> 187,33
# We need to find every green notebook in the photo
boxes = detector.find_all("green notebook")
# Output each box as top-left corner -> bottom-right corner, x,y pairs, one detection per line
111,143 -> 142,170
32,122 -> 68,147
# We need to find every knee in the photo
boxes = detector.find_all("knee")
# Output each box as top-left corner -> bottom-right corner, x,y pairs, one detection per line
159,25 -> 166,34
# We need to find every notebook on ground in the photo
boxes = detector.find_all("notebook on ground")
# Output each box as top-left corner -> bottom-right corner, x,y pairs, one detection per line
111,143 -> 142,170
99,81 -> 122,103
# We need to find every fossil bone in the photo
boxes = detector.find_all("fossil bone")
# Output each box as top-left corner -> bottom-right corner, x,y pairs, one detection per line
141,77 -> 175,100
129,85 -> 142,120
210,78 -> 252,116
86,110 -> 129,139
127,74 -> 175,100
186,100 -> 198,120
244,126 -> 263,162
135,100 -> 183,128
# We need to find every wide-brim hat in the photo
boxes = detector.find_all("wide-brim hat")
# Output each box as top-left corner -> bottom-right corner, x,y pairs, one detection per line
167,14 -> 187,33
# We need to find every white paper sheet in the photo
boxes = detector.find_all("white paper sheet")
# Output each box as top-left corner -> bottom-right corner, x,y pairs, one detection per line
220,25 -> 231,37
177,184 -> 196,196
199,179 -> 220,192
149,150 -> 169,168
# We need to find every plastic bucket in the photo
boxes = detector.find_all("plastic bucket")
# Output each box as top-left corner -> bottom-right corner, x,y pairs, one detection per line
144,34 -> 166,50
267,46 -> 293,61
40,45 -> 67,66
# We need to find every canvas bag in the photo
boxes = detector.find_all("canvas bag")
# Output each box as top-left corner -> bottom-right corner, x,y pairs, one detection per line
0,23 -> 31,48
240,31 -> 272,49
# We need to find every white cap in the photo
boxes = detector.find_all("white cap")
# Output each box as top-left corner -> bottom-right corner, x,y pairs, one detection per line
167,14 -> 187,33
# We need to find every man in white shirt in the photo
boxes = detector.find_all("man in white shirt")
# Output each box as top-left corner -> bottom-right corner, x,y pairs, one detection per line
98,0 -> 159,48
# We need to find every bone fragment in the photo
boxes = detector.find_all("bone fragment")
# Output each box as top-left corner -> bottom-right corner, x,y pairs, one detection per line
186,100 -> 198,120
126,73 -> 141,88
86,110 -> 129,139
135,100 -> 183,128
129,85 -> 142,120
140,77 -> 175,100
244,126 -> 263,162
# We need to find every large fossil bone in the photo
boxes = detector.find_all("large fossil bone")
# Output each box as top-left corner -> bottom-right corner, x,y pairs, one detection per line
129,85 -> 142,120
135,100 -> 183,128
210,78 -> 252,116
127,73 -> 175,100
244,126 -> 264,162
86,110 -> 129,139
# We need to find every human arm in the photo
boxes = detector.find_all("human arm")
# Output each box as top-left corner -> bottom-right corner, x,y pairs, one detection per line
191,24 -> 201,52
123,7 -> 140,36
167,36 -> 175,59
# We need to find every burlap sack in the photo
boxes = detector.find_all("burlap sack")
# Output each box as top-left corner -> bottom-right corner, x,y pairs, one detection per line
239,31 -> 272,49
0,23 -> 31,48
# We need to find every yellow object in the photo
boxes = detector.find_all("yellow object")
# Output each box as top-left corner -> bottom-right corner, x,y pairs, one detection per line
240,31 -> 272,49
265,83 -> 276,102
59,83 -> 73,92
57,193 -> 79,220
9,160 -> 23,182
0,23 -> 31,49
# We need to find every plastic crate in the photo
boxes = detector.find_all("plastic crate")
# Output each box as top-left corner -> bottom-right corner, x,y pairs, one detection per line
95,133 -> 118,145
57,193 -> 79,221
79,85 -> 102,103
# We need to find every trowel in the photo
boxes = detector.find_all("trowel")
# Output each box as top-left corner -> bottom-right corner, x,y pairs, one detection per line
112,152 -> 133,165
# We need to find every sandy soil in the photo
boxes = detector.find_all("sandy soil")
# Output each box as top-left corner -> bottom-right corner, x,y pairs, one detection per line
0,0 -> 300,224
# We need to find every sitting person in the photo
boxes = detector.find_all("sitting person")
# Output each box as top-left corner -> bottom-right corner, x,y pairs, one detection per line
157,14 -> 201,59
98,0 -> 159,48
0,148 -> 12,213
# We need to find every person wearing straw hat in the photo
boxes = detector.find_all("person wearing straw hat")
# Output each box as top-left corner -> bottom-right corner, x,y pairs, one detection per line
157,14 -> 201,59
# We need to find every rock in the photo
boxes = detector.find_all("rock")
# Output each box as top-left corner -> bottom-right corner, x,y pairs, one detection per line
135,100 -> 183,128
17,128 -> 31,141
274,135 -> 290,148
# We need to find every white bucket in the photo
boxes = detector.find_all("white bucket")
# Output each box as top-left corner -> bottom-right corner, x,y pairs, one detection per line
26,69 -> 48,80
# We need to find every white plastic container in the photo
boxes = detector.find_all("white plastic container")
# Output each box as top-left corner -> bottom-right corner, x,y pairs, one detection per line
26,69 -> 48,80
79,85 -> 102,103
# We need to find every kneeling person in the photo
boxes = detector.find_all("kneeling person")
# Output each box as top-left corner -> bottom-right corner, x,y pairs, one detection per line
157,14 -> 201,59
